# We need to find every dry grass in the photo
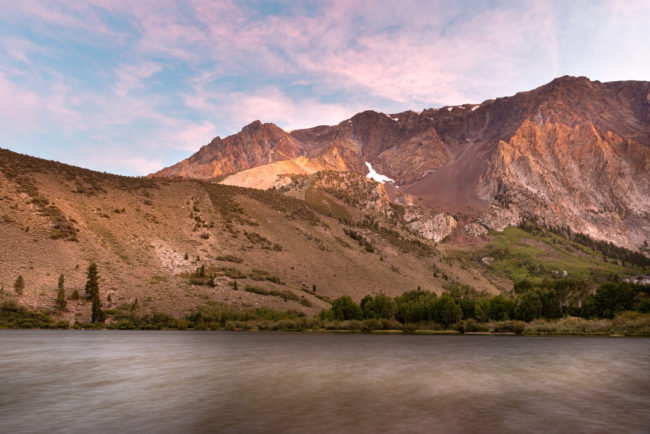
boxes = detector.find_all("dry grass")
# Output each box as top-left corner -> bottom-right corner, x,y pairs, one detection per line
0,147 -> 561,323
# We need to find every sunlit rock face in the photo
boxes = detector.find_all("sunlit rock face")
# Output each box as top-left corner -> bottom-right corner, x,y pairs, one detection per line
404,211 -> 457,242
220,148 -> 348,190
479,120 -> 650,249
152,121 -> 307,179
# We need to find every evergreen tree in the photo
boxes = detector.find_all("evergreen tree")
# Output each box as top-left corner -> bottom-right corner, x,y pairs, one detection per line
85,263 -> 99,299
85,263 -> 104,323
70,289 -> 80,300
14,275 -> 24,295
56,274 -> 67,311
92,294 -> 105,323
233,280 -> 238,291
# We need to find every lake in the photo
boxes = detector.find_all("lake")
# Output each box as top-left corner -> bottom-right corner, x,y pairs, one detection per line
1,331 -> 649,433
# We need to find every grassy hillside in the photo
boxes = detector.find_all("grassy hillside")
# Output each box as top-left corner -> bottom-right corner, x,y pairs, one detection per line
0,148 -> 646,325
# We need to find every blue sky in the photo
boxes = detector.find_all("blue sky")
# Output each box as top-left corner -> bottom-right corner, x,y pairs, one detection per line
0,0 -> 648,175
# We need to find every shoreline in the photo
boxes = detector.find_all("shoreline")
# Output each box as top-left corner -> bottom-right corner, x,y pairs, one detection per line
1,327 -> 648,337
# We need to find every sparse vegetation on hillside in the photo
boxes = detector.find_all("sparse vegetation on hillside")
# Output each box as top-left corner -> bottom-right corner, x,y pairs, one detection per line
243,231 -> 283,251
481,226 -> 644,284
13,275 -> 24,295
216,254 -> 244,263
1,147 -> 647,328
519,219 -> 650,268
244,285 -> 311,306
343,228 -> 375,253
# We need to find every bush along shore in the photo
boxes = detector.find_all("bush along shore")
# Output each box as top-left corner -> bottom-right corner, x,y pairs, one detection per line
1,277 -> 649,336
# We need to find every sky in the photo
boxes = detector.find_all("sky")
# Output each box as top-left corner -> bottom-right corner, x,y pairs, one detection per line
0,0 -> 648,176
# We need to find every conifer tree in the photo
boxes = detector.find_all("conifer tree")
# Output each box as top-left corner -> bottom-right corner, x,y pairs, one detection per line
85,263 -> 99,299
92,294 -> 105,323
56,274 -> 67,311
14,275 -> 24,295
85,263 -> 104,323
70,289 -> 80,300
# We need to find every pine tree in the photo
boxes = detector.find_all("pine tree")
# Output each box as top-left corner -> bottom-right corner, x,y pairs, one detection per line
85,263 -> 104,323
56,274 -> 67,311
233,280 -> 238,291
14,275 -> 24,295
70,289 -> 80,300
91,294 -> 105,323
85,263 -> 99,299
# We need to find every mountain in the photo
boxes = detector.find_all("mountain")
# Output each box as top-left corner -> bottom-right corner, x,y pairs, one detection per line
0,148 -> 646,324
153,76 -> 650,250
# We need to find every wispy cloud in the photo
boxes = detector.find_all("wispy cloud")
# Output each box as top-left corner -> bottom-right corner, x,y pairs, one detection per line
226,88 -> 363,132
113,62 -> 162,97
0,0 -> 648,175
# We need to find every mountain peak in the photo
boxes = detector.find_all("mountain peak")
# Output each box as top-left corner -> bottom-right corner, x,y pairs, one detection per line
240,120 -> 287,136
548,75 -> 592,85
242,119 -> 263,131
151,77 -> 650,249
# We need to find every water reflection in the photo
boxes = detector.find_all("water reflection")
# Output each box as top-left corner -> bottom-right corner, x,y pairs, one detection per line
1,331 -> 649,433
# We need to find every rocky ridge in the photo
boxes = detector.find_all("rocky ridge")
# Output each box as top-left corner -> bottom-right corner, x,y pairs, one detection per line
153,77 -> 650,250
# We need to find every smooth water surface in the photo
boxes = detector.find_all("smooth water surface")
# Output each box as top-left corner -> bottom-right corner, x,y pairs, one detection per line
1,331 -> 649,433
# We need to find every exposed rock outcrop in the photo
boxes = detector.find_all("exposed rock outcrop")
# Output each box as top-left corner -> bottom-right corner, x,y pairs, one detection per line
465,222 -> 489,237
404,211 -> 457,242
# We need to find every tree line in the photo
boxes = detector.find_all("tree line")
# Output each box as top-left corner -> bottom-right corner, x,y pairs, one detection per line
321,279 -> 650,327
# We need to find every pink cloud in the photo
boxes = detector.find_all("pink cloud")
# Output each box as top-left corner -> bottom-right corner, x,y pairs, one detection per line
225,87 -> 363,132
1,0 -> 644,175
170,121 -> 218,151
2,38 -> 41,63
290,2 -> 559,105
113,62 -> 162,97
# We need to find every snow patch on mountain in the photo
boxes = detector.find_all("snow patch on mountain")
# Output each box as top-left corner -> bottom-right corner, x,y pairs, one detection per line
365,161 -> 394,184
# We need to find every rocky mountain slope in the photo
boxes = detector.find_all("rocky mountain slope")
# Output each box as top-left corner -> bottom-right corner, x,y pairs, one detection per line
153,76 -> 650,250
1,148 -> 645,322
